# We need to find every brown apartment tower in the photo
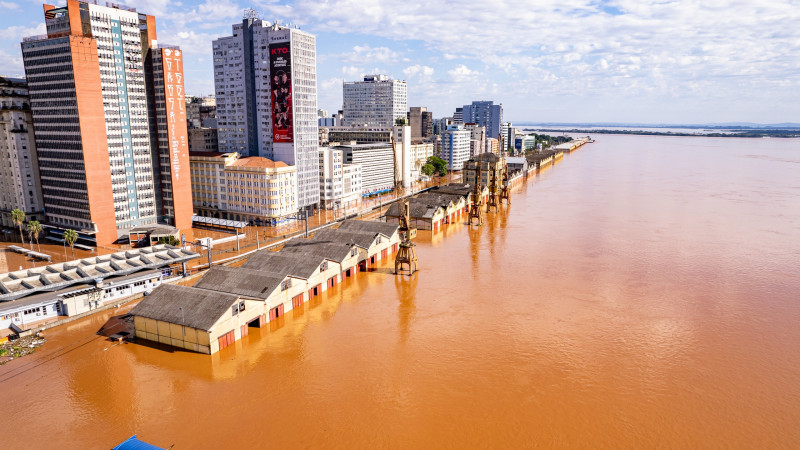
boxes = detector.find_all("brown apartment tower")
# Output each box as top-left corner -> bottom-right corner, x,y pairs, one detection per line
20,0 -> 192,246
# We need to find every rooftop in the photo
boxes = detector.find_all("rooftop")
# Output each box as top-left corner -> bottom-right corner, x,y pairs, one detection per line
230,157 -> 289,169
336,220 -> 399,238
0,245 -> 198,302
131,284 -> 240,331
242,250 -> 323,279
194,266 -> 284,300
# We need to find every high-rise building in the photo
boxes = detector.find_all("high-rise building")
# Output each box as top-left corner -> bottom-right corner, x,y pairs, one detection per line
501,122 -> 515,151
462,101 -> 503,139
433,117 -> 453,136
332,143 -> 395,195
213,15 -> 320,209
453,107 -> 463,124
407,107 -> 433,140
463,123 -> 486,157
0,76 -> 44,227
342,75 -> 407,127
441,125 -> 471,171
20,0 -> 192,246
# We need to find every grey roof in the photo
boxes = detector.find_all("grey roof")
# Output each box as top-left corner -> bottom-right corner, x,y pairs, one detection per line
386,198 -> 443,220
280,238 -> 354,263
336,219 -> 399,238
242,250 -> 322,279
130,284 -> 240,331
194,266 -> 283,300
312,227 -> 376,249
416,192 -> 464,208
433,184 -> 473,197
0,244 -> 199,302
0,290 -> 60,314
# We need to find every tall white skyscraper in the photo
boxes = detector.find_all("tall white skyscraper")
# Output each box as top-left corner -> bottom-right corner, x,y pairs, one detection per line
213,15 -> 320,209
342,75 -> 407,127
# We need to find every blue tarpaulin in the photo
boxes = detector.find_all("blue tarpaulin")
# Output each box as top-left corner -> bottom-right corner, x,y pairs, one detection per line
112,435 -> 165,450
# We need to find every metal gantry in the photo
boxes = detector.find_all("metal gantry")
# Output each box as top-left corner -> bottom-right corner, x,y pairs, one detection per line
467,154 -> 484,226
394,199 -> 418,275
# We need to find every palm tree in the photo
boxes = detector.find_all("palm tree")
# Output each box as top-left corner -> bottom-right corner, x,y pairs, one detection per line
63,229 -> 78,260
27,220 -> 42,252
10,209 -> 25,247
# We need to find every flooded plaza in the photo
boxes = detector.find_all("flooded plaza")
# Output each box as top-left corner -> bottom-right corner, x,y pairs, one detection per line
2,134 -> 799,448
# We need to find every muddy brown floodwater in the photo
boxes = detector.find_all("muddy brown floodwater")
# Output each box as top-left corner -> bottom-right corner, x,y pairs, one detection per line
2,134 -> 800,449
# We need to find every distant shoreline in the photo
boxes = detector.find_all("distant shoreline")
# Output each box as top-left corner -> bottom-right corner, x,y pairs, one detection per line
523,128 -> 800,138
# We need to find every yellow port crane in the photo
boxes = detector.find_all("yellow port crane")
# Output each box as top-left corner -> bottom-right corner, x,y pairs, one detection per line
467,153 -> 484,226
394,198 -> 418,275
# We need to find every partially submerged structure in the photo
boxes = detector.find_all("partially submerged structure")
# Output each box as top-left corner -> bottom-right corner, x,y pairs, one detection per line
131,220 -> 400,354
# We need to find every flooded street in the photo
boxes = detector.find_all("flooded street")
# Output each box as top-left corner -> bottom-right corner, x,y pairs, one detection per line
2,134 -> 800,448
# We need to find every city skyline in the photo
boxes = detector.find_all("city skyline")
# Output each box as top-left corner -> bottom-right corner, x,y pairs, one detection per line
1,0 -> 798,124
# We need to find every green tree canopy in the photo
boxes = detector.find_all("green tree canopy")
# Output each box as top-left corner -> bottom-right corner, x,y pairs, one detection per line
426,156 -> 448,177
157,235 -> 180,246
421,163 -> 435,176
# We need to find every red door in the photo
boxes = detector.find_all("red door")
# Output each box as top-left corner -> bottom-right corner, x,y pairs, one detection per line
240,324 -> 249,337
218,330 -> 235,350
381,249 -> 387,259
393,243 -> 398,253
359,261 -> 366,271
292,293 -> 304,308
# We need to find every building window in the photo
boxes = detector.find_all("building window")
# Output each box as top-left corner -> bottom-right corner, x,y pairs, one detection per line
281,279 -> 292,291
320,261 -> 328,272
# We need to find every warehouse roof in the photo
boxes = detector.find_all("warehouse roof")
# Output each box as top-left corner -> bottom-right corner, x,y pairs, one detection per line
336,219 -> 399,238
194,266 -> 284,300
0,244 -> 198,302
280,238 -> 354,263
385,199 -> 443,220
130,284 -> 240,331
312,228 -> 376,250
242,250 -> 322,279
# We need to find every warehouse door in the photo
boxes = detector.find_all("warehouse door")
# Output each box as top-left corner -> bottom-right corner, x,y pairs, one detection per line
292,293 -> 304,308
218,330 -> 235,351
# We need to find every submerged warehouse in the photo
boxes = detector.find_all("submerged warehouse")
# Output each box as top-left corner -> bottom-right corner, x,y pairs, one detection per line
131,220 -> 400,354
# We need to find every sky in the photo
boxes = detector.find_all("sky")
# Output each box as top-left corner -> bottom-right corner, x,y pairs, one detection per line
1,0 -> 798,124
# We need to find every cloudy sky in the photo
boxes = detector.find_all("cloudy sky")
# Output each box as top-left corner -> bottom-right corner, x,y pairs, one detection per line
1,0 -> 798,124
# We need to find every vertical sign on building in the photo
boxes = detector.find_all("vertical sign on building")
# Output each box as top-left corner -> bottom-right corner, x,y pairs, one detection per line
159,47 -> 193,230
162,48 -> 186,181
270,42 -> 293,143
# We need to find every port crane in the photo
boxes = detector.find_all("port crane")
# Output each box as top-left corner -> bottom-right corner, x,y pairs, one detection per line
467,153 -> 484,226
394,198 -> 418,275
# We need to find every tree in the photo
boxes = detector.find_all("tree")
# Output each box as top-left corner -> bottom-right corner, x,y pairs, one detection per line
421,163 -> 435,177
10,208 -> 25,247
426,156 -> 448,177
27,220 -> 42,252
395,117 -> 408,126
157,235 -> 180,246
64,229 -> 78,259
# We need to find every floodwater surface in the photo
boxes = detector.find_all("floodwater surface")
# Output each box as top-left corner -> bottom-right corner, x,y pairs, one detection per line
2,134 -> 800,448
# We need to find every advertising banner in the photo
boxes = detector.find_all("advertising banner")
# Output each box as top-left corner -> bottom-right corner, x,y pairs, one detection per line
270,42 -> 293,143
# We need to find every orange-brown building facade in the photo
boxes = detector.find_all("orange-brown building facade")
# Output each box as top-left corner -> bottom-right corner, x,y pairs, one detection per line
21,0 -> 193,247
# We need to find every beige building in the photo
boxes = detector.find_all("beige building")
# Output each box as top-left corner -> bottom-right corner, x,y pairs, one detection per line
190,152 -> 297,226
0,76 -> 44,227
131,220 -> 401,354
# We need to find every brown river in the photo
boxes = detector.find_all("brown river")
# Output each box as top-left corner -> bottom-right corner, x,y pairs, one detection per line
2,134 -> 799,448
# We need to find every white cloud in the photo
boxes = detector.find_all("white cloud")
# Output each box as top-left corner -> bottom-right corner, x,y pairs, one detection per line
0,1 -> 20,10
403,64 -> 434,80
